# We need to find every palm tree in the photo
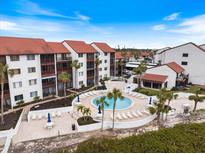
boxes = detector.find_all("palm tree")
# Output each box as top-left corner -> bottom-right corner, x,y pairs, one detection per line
188,86 -> 205,112
77,105 -> 84,113
95,57 -> 102,86
96,96 -> 109,131
133,62 -> 147,88
82,107 -> 91,121
58,72 -> 71,96
107,88 -> 123,130
71,60 -> 81,89
165,92 -> 178,120
0,63 -> 13,125
148,89 -> 168,126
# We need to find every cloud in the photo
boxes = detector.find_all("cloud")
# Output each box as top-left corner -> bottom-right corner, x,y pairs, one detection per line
75,11 -> 90,22
164,12 -> 180,21
168,14 -> 205,35
0,21 -> 22,31
152,24 -> 166,31
16,0 -> 71,19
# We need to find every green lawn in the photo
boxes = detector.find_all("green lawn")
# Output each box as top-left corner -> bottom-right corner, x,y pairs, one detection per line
75,123 -> 205,153
134,87 -> 159,96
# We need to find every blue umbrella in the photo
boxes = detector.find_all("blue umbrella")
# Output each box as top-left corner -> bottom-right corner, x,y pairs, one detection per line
77,95 -> 80,102
149,97 -> 152,105
47,113 -> 51,123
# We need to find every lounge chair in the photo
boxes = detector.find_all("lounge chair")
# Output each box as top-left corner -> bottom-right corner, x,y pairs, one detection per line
136,110 -> 143,116
51,112 -> 56,118
122,113 -> 128,119
131,111 -> 139,118
127,112 -> 133,118
56,111 -> 61,117
142,109 -> 150,115
31,114 -> 36,120
117,113 -> 123,120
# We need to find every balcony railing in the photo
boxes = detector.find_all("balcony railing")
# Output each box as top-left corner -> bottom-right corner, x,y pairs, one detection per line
56,57 -> 72,61
42,71 -> 55,77
42,81 -> 55,88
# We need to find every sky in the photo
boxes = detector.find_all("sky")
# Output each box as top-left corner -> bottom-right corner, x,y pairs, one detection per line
1,0 -> 205,49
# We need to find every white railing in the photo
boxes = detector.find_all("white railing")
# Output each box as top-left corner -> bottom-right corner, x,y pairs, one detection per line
0,109 -> 24,153
76,115 -> 156,132
27,106 -> 73,122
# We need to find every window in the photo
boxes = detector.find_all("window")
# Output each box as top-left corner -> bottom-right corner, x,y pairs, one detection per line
104,53 -> 108,56
80,62 -> 83,67
79,72 -> 83,76
104,60 -> 107,63
27,55 -> 35,60
181,61 -> 188,65
13,81 -> 22,88
11,69 -> 21,75
28,67 -> 36,73
78,54 -> 83,58
79,81 -> 83,85
14,94 -> 23,101
10,55 -> 19,61
29,79 -> 37,85
182,53 -> 188,57
30,91 -> 38,97
104,67 -> 107,70
99,68 -> 102,71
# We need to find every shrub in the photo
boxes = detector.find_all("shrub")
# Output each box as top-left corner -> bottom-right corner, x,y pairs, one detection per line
75,123 -> 205,153
33,96 -> 40,101
77,116 -> 98,126
16,100 -> 24,106
135,88 -> 159,96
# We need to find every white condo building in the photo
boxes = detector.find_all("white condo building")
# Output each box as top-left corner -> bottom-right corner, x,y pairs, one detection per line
154,42 -> 205,86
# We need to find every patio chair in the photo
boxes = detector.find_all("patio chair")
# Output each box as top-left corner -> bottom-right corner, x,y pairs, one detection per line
56,111 -> 61,117
51,112 -> 56,118
31,114 -> 36,120
142,109 -> 150,115
38,114 -> 42,120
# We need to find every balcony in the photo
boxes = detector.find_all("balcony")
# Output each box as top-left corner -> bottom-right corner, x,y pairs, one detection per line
56,57 -> 72,62
42,78 -> 56,88
42,71 -> 55,77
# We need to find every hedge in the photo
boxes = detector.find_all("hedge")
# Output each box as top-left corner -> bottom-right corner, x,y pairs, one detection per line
134,88 -> 159,96
75,123 -> 205,153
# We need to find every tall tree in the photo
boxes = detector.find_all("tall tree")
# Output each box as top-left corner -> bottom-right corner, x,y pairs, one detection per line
0,63 -> 13,125
133,62 -> 147,88
188,86 -> 205,112
58,72 -> 71,96
71,60 -> 81,89
95,57 -> 102,86
165,92 -> 178,120
107,88 -> 123,130
96,96 -> 109,131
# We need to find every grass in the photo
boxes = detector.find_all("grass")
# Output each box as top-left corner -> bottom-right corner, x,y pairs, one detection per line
77,116 -> 98,126
171,86 -> 205,95
75,123 -> 205,153
134,87 -> 159,96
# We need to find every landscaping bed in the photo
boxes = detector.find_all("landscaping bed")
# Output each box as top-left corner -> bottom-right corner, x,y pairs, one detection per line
30,98 -> 72,111
75,123 -> 205,153
77,116 -> 98,126
134,88 -> 159,96
0,109 -> 23,131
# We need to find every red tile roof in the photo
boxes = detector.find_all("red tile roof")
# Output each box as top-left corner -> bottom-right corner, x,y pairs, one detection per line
115,52 -> 132,59
142,73 -> 168,83
47,42 -> 69,53
92,42 -> 115,53
64,40 -> 96,53
0,36 -> 54,55
166,62 -> 185,73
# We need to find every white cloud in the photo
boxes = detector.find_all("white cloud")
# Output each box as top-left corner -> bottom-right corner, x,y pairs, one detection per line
152,24 -> 166,31
0,21 -> 22,31
75,12 -> 90,22
164,12 -> 180,21
16,0 -> 70,18
168,14 -> 205,35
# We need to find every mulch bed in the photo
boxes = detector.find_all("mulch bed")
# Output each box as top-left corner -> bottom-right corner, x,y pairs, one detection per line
70,86 -> 94,93
30,98 -> 72,111
77,116 -> 98,126
0,109 -> 23,131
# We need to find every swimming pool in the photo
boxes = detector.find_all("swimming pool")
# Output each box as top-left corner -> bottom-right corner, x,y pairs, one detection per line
92,96 -> 133,110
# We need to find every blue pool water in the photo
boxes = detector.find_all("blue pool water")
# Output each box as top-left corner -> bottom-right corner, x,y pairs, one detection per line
92,96 -> 133,110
